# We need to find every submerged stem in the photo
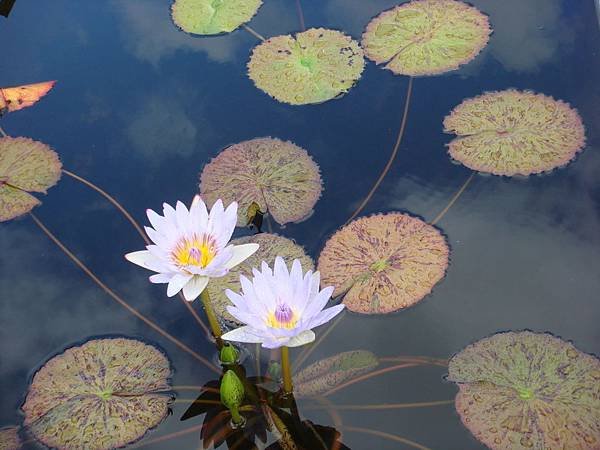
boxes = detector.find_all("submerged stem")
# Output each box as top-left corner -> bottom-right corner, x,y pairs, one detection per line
346,76 -> 414,225
295,0 -> 306,31
293,310 -> 345,372
323,363 -> 418,397
345,426 -> 431,450
0,125 -> 7,137
306,399 -> 454,411
430,171 -> 475,225
281,346 -> 294,394
29,212 -> 219,374
242,24 -> 266,41
200,288 -> 223,342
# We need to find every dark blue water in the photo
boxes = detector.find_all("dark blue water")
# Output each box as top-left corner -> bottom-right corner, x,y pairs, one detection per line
1,1 -> 599,448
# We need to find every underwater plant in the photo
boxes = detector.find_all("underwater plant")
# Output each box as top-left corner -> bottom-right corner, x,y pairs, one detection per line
447,331 -> 600,449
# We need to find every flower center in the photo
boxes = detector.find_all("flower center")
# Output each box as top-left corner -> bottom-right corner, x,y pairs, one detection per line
267,303 -> 297,329
172,234 -> 216,268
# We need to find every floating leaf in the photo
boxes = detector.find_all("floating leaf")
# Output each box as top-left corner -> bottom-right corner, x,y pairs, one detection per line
318,213 -> 449,314
199,137 -> 322,226
22,337 -> 173,450
207,233 -> 314,326
294,350 -> 379,397
171,0 -> 262,35
444,90 -> 586,176
0,137 -> 62,222
361,0 -> 491,76
248,28 -> 365,105
0,427 -> 20,450
0,81 -> 55,114
448,331 -> 600,450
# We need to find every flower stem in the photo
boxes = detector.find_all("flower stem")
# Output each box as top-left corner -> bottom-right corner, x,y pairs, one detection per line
200,288 -> 223,341
281,346 -> 294,394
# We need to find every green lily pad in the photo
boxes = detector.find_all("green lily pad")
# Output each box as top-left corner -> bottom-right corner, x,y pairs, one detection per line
294,350 -> 379,397
207,233 -> 314,327
448,331 -> 600,449
22,338 -> 173,450
248,28 -> 365,105
171,0 -> 262,35
199,137 -> 322,226
0,137 -> 61,222
362,0 -> 491,76
317,213 -> 449,314
0,427 -> 20,450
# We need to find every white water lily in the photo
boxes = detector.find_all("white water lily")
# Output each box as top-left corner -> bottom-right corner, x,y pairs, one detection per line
222,257 -> 345,349
125,196 -> 258,302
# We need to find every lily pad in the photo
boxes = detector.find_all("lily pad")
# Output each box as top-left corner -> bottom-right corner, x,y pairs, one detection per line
444,90 -> 586,176
22,337 -> 173,450
448,331 -> 600,449
0,81 -> 56,115
362,0 -> 491,76
247,28 -> 365,105
199,137 -> 322,226
207,233 -> 314,327
294,350 -> 379,397
171,0 -> 262,35
0,427 -> 20,450
317,213 -> 449,314
0,137 -> 62,222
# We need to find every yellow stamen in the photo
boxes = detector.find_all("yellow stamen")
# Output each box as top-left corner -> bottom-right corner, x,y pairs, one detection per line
172,234 -> 216,268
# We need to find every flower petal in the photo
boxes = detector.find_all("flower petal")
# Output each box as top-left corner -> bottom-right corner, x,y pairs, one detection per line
306,304 -> 345,329
221,326 -> 265,344
149,273 -> 172,284
286,330 -> 316,347
125,250 -> 165,272
167,273 -> 192,297
225,243 -> 259,269
302,286 -> 335,319
182,276 -> 209,301
190,195 -> 209,231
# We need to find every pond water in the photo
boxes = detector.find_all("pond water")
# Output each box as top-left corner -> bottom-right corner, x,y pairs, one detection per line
1,0 -> 599,449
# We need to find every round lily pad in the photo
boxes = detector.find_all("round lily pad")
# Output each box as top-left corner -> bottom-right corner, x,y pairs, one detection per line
247,28 -> 365,105
0,137 -> 61,222
448,331 -> 600,450
294,350 -> 379,398
317,213 -> 449,314
0,427 -> 20,450
199,137 -> 322,226
361,0 -> 491,76
171,0 -> 262,35
207,233 -> 314,327
22,338 -> 173,450
444,90 -> 586,176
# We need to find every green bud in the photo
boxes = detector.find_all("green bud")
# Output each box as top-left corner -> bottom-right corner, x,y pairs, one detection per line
268,360 -> 282,380
219,343 -> 238,365
220,370 -> 245,425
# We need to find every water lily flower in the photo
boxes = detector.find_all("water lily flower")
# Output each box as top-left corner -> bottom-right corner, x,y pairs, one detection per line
221,257 -> 345,349
125,196 -> 259,302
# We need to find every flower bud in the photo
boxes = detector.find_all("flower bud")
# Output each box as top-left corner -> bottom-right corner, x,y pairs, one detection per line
219,343 -> 238,365
220,370 -> 245,426
268,360 -> 282,380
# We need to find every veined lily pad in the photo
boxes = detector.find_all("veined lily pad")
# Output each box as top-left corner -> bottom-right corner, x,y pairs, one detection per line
317,213 -> 449,314
199,137 -> 322,226
294,350 -> 379,397
448,331 -> 600,449
0,81 -> 55,115
247,28 -> 365,105
22,338 -> 173,450
171,0 -> 262,35
0,427 -> 20,450
444,90 -> 586,176
362,0 -> 491,76
207,233 -> 314,326
0,137 -> 62,222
